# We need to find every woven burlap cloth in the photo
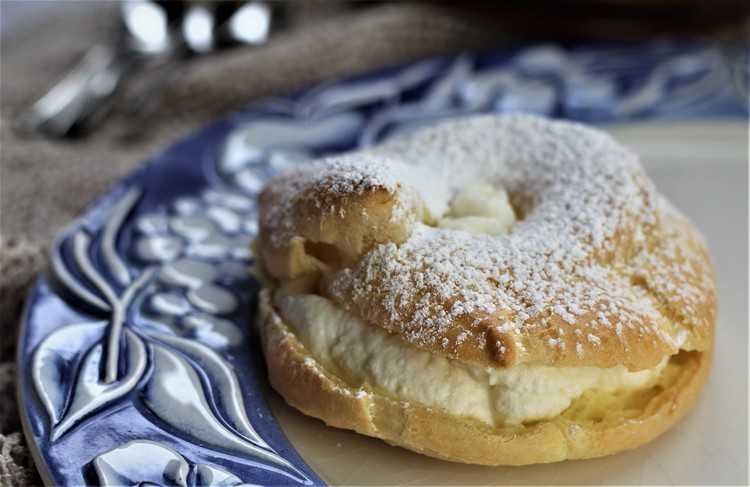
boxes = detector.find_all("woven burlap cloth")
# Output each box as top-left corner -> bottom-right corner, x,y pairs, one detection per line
0,2 -> 510,484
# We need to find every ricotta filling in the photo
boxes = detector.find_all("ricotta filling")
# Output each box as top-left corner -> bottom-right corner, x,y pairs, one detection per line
275,293 -> 668,425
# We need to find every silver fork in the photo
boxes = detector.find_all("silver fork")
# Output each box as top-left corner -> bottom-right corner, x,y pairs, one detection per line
14,1 -> 182,138
15,0 -> 280,139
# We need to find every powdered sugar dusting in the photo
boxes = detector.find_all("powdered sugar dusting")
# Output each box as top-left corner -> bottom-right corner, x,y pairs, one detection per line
326,117 -> 653,352
260,154 -> 408,247
263,114 -> 713,367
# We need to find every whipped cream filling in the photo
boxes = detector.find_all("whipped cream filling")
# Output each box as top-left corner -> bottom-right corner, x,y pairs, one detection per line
436,183 -> 516,235
275,293 -> 668,425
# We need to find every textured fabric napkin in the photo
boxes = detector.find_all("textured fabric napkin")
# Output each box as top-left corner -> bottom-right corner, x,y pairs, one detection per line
0,3 -> 507,484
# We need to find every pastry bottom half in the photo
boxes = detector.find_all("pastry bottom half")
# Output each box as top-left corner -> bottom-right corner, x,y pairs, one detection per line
257,290 -> 711,466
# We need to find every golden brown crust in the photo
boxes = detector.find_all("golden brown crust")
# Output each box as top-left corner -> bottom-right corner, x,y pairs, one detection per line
256,115 -> 717,371
323,198 -> 716,372
258,289 -> 712,466
257,159 -> 420,281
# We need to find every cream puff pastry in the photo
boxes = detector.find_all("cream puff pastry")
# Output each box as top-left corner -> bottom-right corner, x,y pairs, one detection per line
254,114 -> 716,465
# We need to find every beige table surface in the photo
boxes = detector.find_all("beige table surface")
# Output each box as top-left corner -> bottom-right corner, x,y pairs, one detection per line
267,121 -> 749,486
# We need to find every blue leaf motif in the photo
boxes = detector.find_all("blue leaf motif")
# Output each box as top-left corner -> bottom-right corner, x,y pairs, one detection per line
50,234 -> 110,312
222,112 -> 364,159
100,188 -> 141,286
93,440 -> 258,487
93,440 -> 189,486
52,330 -> 147,440
296,59 -> 441,117
151,333 -> 267,448
31,321 -> 108,426
195,463 -> 250,487
144,343 -> 308,483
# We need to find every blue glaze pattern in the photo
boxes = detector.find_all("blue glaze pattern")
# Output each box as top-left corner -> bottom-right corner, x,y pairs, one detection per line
17,43 -> 747,486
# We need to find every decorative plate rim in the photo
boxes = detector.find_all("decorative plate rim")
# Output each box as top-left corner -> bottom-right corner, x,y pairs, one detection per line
16,43 -> 746,487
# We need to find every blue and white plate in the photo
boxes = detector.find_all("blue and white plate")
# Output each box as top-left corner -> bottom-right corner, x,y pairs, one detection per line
17,43 -> 747,486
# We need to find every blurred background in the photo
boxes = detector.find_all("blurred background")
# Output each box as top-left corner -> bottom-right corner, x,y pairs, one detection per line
1,1 -> 748,485
2,1 -> 748,141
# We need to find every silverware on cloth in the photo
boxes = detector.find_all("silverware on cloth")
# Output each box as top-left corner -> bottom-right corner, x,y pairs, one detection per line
15,0 -> 282,139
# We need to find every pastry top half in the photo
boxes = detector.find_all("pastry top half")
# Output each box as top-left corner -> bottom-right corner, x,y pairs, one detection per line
257,114 -> 716,376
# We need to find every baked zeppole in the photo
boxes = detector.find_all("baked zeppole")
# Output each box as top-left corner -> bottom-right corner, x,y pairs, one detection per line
254,114 -> 716,465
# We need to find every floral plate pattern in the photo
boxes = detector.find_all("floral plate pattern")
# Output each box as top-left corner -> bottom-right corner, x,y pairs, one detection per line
17,43 -> 746,486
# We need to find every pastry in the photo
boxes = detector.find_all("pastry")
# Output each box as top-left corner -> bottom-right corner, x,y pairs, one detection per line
254,114 -> 716,465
